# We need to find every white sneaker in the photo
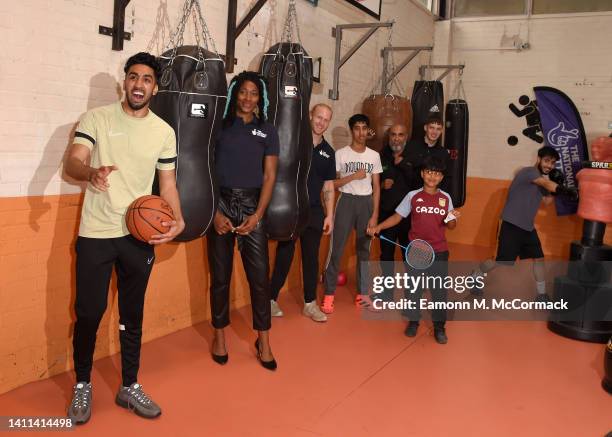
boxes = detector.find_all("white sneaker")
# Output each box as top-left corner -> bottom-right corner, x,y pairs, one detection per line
271,300 -> 284,317
303,301 -> 327,322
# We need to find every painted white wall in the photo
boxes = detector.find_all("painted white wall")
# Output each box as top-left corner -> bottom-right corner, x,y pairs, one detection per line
0,0 -> 435,197
433,12 -> 612,180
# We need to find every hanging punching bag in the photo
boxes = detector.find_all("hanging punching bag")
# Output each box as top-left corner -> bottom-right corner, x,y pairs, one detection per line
151,45 -> 227,241
260,43 -> 313,241
411,80 -> 444,140
444,99 -> 469,208
362,95 -> 413,152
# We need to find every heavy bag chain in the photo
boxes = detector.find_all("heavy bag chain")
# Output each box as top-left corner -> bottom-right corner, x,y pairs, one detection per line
366,22 -> 402,100
281,0 -> 302,47
385,24 -> 404,97
450,68 -> 466,101
161,0 -> 220,87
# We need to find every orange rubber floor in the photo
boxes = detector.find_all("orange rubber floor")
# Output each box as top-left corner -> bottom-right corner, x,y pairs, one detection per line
0,247 -> 611,436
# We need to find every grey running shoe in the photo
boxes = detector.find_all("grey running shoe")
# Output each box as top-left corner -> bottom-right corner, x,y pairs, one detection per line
115,383 -> 161,419
434,328 -> 448,344
469,271 -> 485,296
67,382 -> 92,425
303,301 -> 327,322
271,299 -> 284,317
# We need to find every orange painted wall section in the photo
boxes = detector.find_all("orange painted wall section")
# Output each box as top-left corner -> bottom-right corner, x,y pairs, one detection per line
0,194 -> 263,394
1,176 -> 611,394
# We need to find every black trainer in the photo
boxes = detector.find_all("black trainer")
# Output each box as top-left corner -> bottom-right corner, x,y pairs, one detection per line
434,328 -> 448,344
404,322 -> 419,337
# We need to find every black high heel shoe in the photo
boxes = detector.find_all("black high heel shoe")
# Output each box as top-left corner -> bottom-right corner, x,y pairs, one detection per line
254,339 -> 277,371
211,352 -> 228,365
211,340 -> 228,365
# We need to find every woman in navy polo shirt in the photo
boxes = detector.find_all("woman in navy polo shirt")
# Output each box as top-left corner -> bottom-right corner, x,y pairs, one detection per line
208,71 -> 280,370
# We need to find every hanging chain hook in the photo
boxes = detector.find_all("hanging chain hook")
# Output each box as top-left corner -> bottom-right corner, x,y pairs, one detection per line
165,0 -> 220,61
383,21 -> 403,97
282,0 -> 302,46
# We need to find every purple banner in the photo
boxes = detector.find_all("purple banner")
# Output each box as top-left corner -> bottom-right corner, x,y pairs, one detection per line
533,86 -> 589,216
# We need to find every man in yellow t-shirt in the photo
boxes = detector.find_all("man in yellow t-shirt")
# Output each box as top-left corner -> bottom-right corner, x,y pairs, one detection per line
64,52 -> 184,424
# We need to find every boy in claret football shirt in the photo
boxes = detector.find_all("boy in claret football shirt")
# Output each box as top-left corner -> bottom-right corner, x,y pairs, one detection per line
368,156 -> 460,344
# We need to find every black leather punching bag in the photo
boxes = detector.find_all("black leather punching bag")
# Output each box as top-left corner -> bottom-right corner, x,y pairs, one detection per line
444,99 -> 469,208
411,80 -> 444,140
260,43 -> 313,241
150,46 -> 227,241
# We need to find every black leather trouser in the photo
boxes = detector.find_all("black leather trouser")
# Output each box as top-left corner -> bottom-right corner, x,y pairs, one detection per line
207,187 -> 271,331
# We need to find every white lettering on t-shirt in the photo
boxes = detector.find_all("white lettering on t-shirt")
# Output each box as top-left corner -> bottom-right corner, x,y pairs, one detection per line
334,146 -> 383,196
415,206 -> 447,215
343,162 -> 374,173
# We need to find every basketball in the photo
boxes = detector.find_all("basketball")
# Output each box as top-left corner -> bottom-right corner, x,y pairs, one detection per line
125,195 -> 175,243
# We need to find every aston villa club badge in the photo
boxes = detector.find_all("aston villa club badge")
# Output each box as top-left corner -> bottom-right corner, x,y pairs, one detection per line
439,198 -> 446,207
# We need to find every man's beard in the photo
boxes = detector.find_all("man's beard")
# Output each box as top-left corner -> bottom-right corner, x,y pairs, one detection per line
390,144 -> 405,153
126,95 -> 149,110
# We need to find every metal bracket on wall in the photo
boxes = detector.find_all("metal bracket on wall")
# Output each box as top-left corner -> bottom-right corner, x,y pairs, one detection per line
225,0 -> 267,73
328,22 -> 393,100
419,64 -> 464,81
99,0 -> 132,51
381,46 -> 433,94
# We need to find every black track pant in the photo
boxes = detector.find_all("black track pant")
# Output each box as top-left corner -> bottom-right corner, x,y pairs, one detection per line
208,188 -> 271,331
403,251 -> 449,328
379,209 -> 411,294
73,235 -> 154,386
270,208 -> 324,304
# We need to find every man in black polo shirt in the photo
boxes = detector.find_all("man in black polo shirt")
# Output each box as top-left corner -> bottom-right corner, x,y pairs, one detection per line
269,103 -> 336,322
378,123 -> 414,300
405,114 -> 450,192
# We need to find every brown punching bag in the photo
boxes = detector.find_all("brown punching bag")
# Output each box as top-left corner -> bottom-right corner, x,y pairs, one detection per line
362,94 -> 412,152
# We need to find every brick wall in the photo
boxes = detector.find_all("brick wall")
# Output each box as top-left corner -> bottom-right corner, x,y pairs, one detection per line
432,12 -> 612,180
0,0 -> 434,197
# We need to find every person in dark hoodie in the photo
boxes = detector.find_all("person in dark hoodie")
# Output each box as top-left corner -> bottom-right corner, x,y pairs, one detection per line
378,123 -> 414,300
404,114 -> 450,193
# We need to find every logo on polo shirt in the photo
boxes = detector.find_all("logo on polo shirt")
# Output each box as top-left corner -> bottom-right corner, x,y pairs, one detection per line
252,129 -> 267,138
416,198 -> 424,203
439,198 -> 446,207
319,150 -> 330,158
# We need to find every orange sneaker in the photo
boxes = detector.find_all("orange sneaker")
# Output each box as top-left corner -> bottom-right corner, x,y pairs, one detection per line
321,295 -> 335,314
